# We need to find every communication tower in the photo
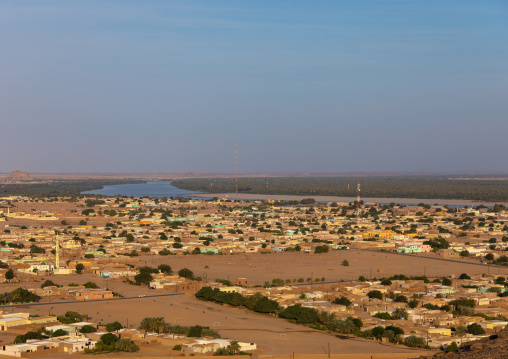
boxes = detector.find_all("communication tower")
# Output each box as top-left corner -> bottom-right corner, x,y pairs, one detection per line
356,177 -> 361,219
235,142 -> 238,201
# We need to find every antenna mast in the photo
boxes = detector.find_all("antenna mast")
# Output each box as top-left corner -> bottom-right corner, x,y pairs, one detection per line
235,142 -> 238,201
356,177 -> 361,219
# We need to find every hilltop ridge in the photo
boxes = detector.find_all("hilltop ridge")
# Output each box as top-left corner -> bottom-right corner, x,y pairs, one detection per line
6,170 -> 32,181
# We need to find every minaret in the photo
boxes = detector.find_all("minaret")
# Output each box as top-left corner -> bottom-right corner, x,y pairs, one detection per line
55,235 -> 60,269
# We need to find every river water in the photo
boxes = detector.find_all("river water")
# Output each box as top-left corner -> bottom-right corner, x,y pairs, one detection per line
82,181 -> 503,207
81,181 -> 199,198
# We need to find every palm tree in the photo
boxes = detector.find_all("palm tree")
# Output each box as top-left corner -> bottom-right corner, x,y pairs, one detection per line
392,308 -> 408,320
228,340 -> 240,355
455,326 -> 467,347
139,317 -> 167,333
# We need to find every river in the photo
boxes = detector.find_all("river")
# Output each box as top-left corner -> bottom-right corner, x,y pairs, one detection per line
82,181 -> 506,207
81,181 -> 199,198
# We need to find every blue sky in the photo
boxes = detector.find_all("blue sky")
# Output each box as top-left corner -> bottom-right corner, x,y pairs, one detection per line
1,1 -> 507,174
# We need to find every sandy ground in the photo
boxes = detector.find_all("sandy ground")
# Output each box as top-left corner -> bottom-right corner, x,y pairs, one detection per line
140,251 -> 508,285
3,293 -> 431,357
189,193 -> 508,207
0,249 -> 481,357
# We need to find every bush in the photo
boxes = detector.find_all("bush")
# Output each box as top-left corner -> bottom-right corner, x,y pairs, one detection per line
187,325 -> 203,337
385,325 -> 404,335
253,296 -> 279,313
84,282 -> 98,289
134,272 -> 153,285
334,296 -> 352,307
75,263 -> 85,274
100,333 -> 118,346
279,304 -> 319,324
41,280 -> 58,288
114,338 -> 139,352
342,260 -> 349,266
374,312 -> 392,320
14,330 -> 44,344
446,341 -> 459,352
449,298 -> 476,308
371,326 -> 384,339
315,245 -> 329,253
394,295 -> 408,303
80,325 -> 96,334
380,279 -> 392,286
52,329 -> 67,337
467,323 -> 486,335
5,269 -> 15,282
404,335 -> 426,348
408,299 -> 419,308
442,278 -> 453,286
367,290 -> 383,300
57,311 -> 83,324
158,264 -> 172,274
195,286 -> 278,314
178,268 -> 194,279
106,321 -> 123,332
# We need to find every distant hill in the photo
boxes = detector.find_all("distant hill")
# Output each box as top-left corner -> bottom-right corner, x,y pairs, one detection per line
6,171 -> 33,181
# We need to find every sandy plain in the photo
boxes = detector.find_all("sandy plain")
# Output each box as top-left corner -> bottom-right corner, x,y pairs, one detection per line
141,251 -> 508,285
0,250 -> 475,357
6,288 -> 431,358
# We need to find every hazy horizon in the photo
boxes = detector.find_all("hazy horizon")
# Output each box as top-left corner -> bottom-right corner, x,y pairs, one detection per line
4,170 -> 508,177
2,1 -> 507,174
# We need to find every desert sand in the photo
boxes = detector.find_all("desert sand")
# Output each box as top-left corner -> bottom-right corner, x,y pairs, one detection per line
141,251 -> 508,285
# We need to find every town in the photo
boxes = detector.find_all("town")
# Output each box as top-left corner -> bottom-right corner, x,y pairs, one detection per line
0,194 -> 508,357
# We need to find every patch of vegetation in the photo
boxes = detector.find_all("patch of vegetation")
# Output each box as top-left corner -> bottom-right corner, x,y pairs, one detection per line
0,179 -> 144,197
172,176 -> 508,202
85,333 -> 139,354
0,288 -> 38,304
196,287 -> 279,314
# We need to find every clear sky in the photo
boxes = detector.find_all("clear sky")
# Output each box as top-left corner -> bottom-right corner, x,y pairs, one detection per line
1,1 -> 507,174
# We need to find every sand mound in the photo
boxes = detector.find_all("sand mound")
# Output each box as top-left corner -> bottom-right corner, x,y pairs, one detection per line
6,170 -> 33,181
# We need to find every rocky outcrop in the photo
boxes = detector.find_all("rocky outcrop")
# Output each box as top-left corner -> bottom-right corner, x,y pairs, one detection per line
414,331 -> 508,359
6,171 -> 33,181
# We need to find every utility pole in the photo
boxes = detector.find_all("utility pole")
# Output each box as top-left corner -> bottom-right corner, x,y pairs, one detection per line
55,234 -> 60,270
